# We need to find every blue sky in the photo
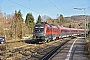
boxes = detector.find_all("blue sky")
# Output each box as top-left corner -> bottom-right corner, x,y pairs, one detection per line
0,0 -> 90,22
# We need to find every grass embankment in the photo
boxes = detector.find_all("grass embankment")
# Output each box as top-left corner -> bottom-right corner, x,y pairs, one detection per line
85,36 -> 90,58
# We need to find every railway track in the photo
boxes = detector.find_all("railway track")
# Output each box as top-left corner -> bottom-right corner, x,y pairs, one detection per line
20,36 -> 89,60
0,37 -> 71,60
21,38 -> 72,60
48,37 -> 89,60
39,40 -> 69,60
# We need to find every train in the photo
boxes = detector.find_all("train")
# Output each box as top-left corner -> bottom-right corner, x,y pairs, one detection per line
33,22 -> 88,43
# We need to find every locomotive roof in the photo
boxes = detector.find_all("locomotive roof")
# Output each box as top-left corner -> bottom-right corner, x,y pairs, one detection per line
57,26 -> 70,30
70,28 -> 78,30
51,25 -> 58,28
35,22 -> 60,28
34,24 -> 44,29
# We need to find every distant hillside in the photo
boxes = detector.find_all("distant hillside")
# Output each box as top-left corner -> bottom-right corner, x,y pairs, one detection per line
64,15 -> 90,21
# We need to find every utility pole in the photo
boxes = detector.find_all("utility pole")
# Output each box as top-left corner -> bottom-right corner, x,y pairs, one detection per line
74,8 -> 87,39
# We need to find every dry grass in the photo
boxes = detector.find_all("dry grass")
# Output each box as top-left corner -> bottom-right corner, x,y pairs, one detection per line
6,39 -> 24,42
6,34 -> 33,43
85,37 -> 90,58
85,37 -> 90,53
87,42 -> 90,58
87,42 -> 90,51
6,42 -> 27,49
0,42 -> 28,51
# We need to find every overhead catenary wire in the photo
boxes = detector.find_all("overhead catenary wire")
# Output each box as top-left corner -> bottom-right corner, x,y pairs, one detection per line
8,0 -> 40,14
48,0 -> 69,17
28,0 -> 54,15
56,0 -> 69,16
48,0 -> 62,13
8,0 -> 68,19
9,0 -> 56,19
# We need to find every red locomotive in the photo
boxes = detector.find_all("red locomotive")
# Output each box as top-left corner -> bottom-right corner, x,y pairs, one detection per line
33,22 -> 88,43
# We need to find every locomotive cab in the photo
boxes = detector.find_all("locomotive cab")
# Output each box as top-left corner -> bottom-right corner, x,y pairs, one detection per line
33,23 -> 59,43
33,23 -> 46,42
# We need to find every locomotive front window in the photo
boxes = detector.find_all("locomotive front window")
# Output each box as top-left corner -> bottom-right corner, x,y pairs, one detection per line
35,27 -> 44,33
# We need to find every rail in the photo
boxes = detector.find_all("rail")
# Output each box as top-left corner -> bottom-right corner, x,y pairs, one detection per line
70,46 -> 77,60
40,40 -> 69,60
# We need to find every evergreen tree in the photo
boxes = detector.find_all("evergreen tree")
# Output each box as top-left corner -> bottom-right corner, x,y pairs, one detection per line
36,15 -> 42,24
15,10 -> 17,16
15,10 -> 23,22
60,14 -> 64,23
14,10 -> 23,39
57,14 -> 65,26
25,13 -> 35,32
69,23 -> 72,28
